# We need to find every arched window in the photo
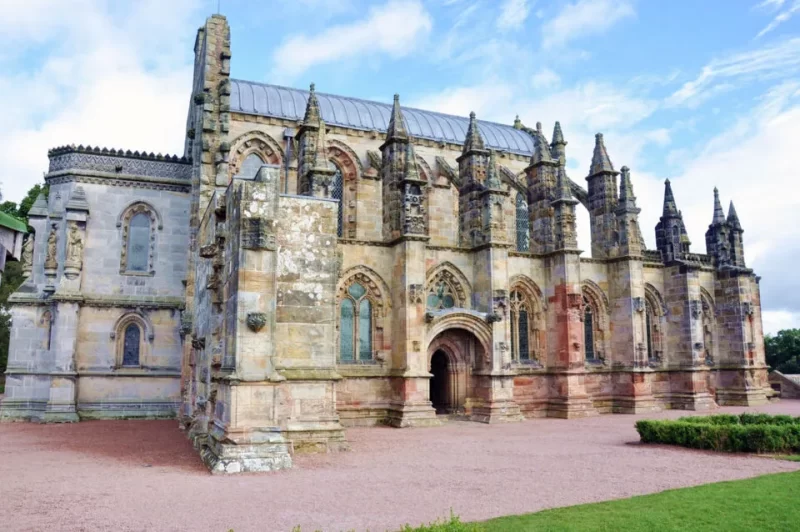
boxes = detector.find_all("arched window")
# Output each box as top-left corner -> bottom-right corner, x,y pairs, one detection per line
126,213 -> 150,272
427,281 -> 457,309
515,192 -> 530,252
236,153 -> 264,180
330,163 -> 344,237
702,297 -> 715,365
510,290 -> 530,361
583,296 -> 595,361
645,300 -> 655,359
122,323 -> 141,367
339,282 -> 373,362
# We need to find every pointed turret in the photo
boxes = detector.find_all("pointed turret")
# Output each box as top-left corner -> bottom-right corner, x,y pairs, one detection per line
485,150 -> 502,190
712,187 -> 725,225
550,121 -> 567,164
311,119 -> 331,172
303,83 -> 322,126
386,94 -> 408,141
662,179 -> 678,217
403,142 -> 421,182
551,121 -> 565,146
589,133 -> 615,176
615,166 -> 643,256
617,166 -> 638,212
529,123 -> 553,165
552,164 -> 578,251
462,112 -> 485,154
727,201 -> 742,231
552,165 -> 575,204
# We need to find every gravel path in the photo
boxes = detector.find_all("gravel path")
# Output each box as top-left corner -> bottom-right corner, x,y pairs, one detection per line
2,402 -> 800,532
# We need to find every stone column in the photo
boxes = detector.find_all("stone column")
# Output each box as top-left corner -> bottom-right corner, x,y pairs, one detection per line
43,300 -> 80,422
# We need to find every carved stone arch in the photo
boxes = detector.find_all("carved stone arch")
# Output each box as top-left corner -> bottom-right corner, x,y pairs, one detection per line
499,166 -> 526,196
426,313 -> 492,362
581,279 -> 610,313
118,202 -> 161,275
228,130 -> 284,180
644,283 -> 667,315
700,287 -> 715,313
569,178 -> 589,211
327,139 -> 362,179
112,311 -> 153,368
434,156 -> 460,189
426,261 -> 472,309
337,265 -> 391,317
415,155 -> 432,183
509,275 -> 545,311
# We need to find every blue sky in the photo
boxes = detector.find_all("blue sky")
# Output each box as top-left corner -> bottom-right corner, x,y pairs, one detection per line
2,0 -> 800,333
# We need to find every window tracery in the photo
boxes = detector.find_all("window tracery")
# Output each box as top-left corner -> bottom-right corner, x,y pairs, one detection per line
339,281 -> 374,362
119,203 -> 160,275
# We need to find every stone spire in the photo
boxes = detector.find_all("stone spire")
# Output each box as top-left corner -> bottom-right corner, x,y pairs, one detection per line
589,133 -> 615,176
550,121 -> 567,163
403,141 -> 421,182
712,187 -> 725,225
485,150 -> 502,190
312,119 -> 331,172
727,201 -> 742,231
553,165 -> 574,204
462,112 -> 485,154
618,166 -> 637,210
303,83 -> 322,126
530,122 -> 553,165
386,94 -> 408,141
552,164 -> 578,250
513,115 -> 523,129
662,179 -> 679,217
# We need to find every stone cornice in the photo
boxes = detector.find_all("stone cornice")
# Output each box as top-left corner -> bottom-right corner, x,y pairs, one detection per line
47,171 -> 191,192
8,292 -> 184,309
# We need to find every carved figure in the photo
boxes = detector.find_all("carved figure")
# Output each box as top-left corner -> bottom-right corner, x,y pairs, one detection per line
21,235 -> 33,272
44,225 -> 57,269
66,222 -> 83,265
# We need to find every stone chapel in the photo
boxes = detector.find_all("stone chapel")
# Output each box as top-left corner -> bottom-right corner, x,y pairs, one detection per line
0,15 -> 770,473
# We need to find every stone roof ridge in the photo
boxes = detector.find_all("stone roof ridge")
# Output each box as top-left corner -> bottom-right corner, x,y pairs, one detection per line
47,144 -> 191,164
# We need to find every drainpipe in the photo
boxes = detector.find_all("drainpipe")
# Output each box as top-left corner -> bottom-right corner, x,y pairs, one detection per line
283,128 -> 295,194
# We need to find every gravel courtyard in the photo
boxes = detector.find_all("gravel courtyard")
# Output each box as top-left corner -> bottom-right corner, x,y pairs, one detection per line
2,401 -> 800,532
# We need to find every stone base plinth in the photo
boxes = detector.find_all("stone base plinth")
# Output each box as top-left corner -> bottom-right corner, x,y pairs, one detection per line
284,421 -> 349,453
611,395 -> 662,414
201,428 -> 292,475
716,388 -> 769,407
546,397 -> 599,419
386,400 -> 440,427
470,399 -> 524,423
0,399 -> 47,422
670,392 -> 718,410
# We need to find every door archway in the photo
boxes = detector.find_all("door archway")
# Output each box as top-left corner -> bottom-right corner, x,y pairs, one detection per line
427,327 -> 486,415
430,350 -> 450,414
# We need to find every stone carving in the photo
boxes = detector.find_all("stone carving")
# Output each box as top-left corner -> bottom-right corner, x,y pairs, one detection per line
21,235 -> 33,276
408,284 -> 424,304
632,297 -> 645,313
48,145 -> 191,180
44,224 -> 58,270
246,312 -> 268,333
742,302 -> 754,317
486,312 -> 502,323
66,222 -> 84,267
690,300 -> 702,320
199,244 -> 217,258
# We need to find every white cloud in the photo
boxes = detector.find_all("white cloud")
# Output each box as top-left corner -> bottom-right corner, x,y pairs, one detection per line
763,310 -> 800,335
531,67 -> 561,90
666,38 -> 800,107
496,0 -> 530,31
541,0 -> 635,50
0,0 -> 200,203
270,0 -> 432,81
756,0 -> 800,38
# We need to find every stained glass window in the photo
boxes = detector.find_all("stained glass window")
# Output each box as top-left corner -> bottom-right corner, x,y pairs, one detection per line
427,281 -> 456,310
237,153 -> 264,180
518,309 -> 530,360
584,297 -> 595,360
516,192 -> 530,252
340,282 -> 373,362
339,299 -> 355,362
127,213 -> 150,272
331,165 -> 344,237
122,323 -> 141,366
510,290 -> 534,362
645,300 -> 654,359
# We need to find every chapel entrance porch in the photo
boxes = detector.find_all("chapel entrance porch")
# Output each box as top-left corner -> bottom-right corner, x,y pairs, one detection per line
427,328 -> 480,416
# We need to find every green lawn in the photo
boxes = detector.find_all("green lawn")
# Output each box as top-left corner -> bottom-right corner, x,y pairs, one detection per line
401,471 -> 800,531
477,471 -> 800,532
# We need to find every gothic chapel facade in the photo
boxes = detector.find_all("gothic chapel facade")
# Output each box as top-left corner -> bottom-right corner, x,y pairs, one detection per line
0,15 -> 770,473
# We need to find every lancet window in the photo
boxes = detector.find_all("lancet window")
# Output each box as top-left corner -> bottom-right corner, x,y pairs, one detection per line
515,192 -> 530,252
339,282 -> 373,362
235,153 -> 265,180
331,163 -> 344,237
583,296 -> 596,361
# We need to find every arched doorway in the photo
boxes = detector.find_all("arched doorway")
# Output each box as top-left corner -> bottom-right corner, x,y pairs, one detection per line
430,350 -> 450,414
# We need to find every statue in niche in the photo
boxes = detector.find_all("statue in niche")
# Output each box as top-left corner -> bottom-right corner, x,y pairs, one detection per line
66,222 -> 84,266
21,235 -> 34,273
44,225 -> 57,269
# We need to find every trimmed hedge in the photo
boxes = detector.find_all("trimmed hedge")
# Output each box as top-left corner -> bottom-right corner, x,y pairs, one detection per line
635,413 -> 800,454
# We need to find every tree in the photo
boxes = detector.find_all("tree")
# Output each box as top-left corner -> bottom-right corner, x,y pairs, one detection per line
765,329 -> 800,374
0,182 -> 47,375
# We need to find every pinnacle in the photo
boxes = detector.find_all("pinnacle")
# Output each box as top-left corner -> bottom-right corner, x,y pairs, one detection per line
486,150 -> 502,189
386,93 -> 408,141
311,119 -> 331,171
404,142 -> 421,181
712,187 -> 725,225
303,82 -> 322,126
619,166 -> 636,204
589,132 -> 615,175
530,127 -> 553,165
662,178 -> 678,217
462,111 -> 486,154
727,200 -> 742,230
551,121 -> 566,146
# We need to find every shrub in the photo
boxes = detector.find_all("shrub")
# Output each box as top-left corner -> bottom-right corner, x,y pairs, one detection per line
635,417 -> 800,454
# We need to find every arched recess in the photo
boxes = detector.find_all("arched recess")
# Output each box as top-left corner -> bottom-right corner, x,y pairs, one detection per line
228,130 -> 284,183
336,266 -> 391,363
117,202 -> 162,275
509,275 -> 546,363
426,326 -> 483,413
644,283 -> 667,364
415,155 -> 432,183
111,311 -> 154,368
328,140 -> 360,239
425,262 -> 472,310
581,280 -> 610,362
427,314 -> 492,368
699,287 -> 717,365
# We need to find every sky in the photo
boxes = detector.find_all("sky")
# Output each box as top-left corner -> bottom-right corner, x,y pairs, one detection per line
1,0 -> 799,333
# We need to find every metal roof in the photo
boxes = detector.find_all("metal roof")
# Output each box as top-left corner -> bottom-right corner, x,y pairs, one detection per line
229,79 -> 536,156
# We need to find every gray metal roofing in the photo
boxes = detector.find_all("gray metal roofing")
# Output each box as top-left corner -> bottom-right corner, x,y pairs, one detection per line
229,79 -> 536,156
